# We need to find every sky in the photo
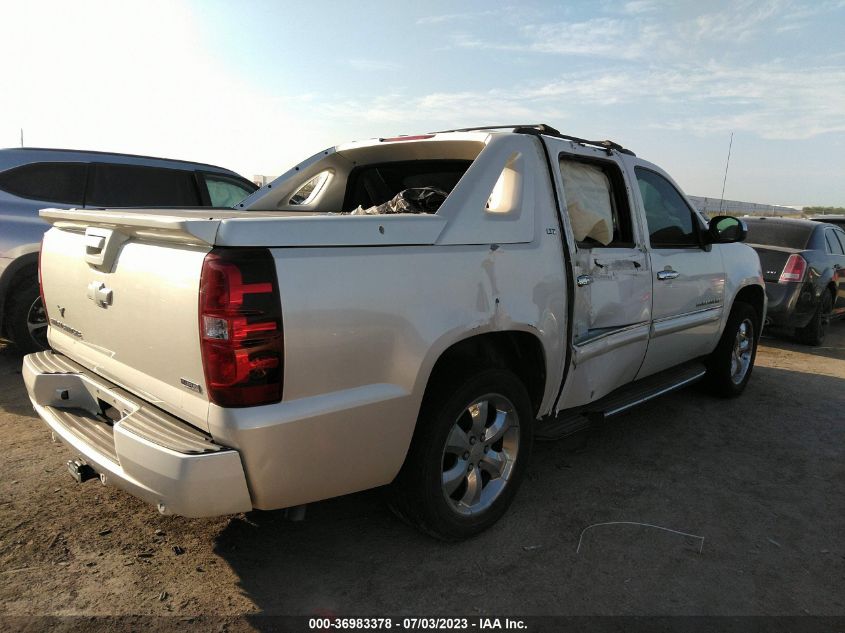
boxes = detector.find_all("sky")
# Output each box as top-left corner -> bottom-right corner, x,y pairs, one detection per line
1,0 -> 844,207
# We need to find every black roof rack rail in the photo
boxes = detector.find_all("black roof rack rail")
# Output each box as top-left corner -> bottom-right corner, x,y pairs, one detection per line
432,123 -> 636,157
434,124 -> 559,134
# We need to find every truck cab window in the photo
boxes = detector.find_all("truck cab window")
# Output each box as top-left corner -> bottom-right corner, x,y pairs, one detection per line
635,168 -> 698,248
559,158 -> 632,247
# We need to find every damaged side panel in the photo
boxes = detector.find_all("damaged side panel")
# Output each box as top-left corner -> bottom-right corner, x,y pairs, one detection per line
545,139 -> 653,411
209,235 -> 568,509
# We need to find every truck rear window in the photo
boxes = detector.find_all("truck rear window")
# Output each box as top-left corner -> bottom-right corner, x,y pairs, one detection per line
342,160 -> 472,212
744,220 -> 813,249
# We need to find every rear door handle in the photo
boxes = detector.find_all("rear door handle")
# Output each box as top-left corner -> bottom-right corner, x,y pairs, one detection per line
657,269 -> 680,281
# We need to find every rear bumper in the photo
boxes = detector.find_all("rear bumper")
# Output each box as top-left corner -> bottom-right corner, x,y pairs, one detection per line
22,351 -> 252,517
764,281 -> 816,328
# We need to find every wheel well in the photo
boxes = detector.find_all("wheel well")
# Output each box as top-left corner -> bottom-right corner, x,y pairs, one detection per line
426,332 -> 546,417
733,285 -> 765,332
0,255 -> 39,336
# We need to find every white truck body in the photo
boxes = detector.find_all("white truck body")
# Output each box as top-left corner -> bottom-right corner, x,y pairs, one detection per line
23,127 -> 765,536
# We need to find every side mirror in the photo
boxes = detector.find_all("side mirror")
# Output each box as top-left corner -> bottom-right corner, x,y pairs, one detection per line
708,215 -> 747,244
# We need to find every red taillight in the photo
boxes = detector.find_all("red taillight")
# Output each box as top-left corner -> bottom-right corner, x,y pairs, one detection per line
199,248 -> 283,407
778,254 -> 807,284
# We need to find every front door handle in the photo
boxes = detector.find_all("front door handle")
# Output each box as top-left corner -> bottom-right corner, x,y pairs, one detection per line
576,274 -> 593,287
657,269 -> 680,281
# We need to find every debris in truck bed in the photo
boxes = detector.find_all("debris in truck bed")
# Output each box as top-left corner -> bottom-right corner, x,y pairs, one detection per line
348,187 -> 448,215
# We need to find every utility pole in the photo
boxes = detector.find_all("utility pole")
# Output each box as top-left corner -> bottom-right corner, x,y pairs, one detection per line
718,132 -> 733,214
20,128 -> 23,147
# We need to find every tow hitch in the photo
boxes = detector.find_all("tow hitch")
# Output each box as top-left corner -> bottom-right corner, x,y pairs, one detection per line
67,458 -> 98,484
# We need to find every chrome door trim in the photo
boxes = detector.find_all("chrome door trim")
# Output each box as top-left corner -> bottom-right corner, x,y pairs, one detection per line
573,321 -> 651,364
650,306 -> 723,338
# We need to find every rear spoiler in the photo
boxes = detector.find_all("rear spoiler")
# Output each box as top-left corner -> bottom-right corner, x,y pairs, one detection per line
39,207 -> 448,247
40,208 -> 221,245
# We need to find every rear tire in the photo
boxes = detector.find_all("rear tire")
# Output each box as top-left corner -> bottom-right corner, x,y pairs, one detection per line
388,368 -> 533,541
6,272 -> 49,354
703,301 -> 758,398
795,290 -> 832,346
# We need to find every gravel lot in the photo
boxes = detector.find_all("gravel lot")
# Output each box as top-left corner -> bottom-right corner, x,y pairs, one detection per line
1,325 -> 843,628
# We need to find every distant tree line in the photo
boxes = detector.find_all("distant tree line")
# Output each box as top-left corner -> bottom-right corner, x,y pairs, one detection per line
802,206 -> 845,215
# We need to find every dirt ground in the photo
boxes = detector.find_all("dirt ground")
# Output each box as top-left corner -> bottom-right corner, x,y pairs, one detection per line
0,324 -> 843,629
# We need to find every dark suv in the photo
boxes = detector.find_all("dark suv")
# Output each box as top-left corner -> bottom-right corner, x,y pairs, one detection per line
0,148 -> 257,353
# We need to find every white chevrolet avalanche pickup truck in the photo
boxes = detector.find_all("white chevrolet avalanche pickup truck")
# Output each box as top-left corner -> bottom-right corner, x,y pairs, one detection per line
24,124 -> 765,540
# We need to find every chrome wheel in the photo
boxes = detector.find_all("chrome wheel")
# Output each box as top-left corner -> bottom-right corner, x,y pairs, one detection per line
730,317 -> 754,385
441,393 -> 520,516
26,295 -> 49,350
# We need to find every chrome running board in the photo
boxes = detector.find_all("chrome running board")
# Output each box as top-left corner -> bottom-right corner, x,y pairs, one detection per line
536,361 -> 706,440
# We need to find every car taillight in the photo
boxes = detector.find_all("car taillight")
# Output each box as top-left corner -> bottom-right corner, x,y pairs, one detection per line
778,254 -> 807,284
199,248 -> 283,407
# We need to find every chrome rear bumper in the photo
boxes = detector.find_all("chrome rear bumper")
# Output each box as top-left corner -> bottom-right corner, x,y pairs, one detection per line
23,351 -> 252,517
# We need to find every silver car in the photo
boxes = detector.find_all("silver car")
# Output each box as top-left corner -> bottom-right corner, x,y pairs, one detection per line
0,148 -> 257,352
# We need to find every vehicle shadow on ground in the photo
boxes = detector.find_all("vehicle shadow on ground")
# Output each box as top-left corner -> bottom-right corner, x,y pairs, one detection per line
760,320 -> 845,361
0,345 -> 34,418
213,362 -> 845,624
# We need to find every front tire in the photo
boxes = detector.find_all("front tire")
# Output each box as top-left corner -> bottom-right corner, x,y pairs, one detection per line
703,301 -> 759,397
795,290 -> 832,346
388,368 -> 533,541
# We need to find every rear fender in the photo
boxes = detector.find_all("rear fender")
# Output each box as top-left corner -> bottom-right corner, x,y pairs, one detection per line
814,269 -> 836,301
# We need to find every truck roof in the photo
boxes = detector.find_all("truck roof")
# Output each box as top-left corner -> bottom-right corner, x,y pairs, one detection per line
334,124 -> 636,157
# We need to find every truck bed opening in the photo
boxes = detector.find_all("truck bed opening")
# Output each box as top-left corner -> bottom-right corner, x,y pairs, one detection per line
341,159 -> 473,212
244,136 -> 486,214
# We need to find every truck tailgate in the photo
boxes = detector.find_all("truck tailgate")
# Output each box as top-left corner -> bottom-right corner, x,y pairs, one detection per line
40,223 -> 213,432
37,204 -> 450,433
